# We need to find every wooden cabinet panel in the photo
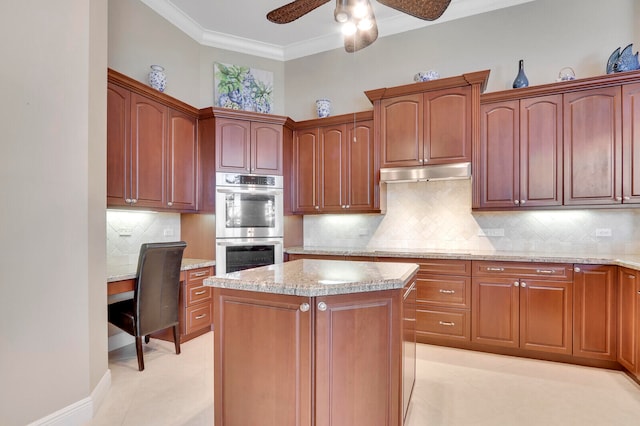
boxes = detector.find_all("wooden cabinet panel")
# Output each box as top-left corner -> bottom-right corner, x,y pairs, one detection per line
402,281 -> 416,422
424,86 -> 472,164
107,83 -> 130,207
315,290 -> 401,426
380,94 -> 424,167
618,267 -> 638,373
293,128 -> 319,213
214,289 -> 312,426
519,279 -> 572,354
472,276 -> 520,348
478,100 -> 520,208
417,308 -> 470,341
622,83 -> 640,203
563,87 -> 622,205
573,265 -> 617,360
319,124 -> 347,211
417,276 -> 470,309
474,261 -> 573,280
167,110 -> 197,210
215,117 -> 250,173
520,95 -> 563,206
185,303 -> 212,335
252,122 -> 283,175
347,120 -> 375,211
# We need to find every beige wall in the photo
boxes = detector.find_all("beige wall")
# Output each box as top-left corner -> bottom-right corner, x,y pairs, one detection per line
0,0 -> 107,424
284,0 -> 638,120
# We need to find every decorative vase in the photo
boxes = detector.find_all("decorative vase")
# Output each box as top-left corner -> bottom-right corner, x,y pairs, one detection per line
414,70 -> 440,82
316,99 -> 331,118
148,65 -> 166,92
512,59 -> 529,89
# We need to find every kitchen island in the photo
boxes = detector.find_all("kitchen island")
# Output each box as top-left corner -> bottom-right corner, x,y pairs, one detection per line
204,259 -> 419,426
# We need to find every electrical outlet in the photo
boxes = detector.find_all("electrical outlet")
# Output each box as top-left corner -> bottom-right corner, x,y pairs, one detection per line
595,228 -> 612,237
163,228 -> 174,237
118,227 -> 133,237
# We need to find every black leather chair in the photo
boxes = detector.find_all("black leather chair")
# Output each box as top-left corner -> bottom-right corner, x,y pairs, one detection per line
108,241 -> 187,371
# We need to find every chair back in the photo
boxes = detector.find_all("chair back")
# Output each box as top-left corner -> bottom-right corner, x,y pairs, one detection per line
134,241 -> 187,336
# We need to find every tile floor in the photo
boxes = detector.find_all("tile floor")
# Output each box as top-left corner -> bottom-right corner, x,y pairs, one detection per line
92,332 -> 640,425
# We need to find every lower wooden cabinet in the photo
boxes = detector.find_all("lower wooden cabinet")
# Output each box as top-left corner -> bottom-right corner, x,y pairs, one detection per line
573,264 -> 617,360
213,287 -> 407,426
472,262 -> 573,355
618,267 -> 639,375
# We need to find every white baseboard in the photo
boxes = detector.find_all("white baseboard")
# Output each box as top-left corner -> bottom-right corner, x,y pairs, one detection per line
28,370 -> 111,426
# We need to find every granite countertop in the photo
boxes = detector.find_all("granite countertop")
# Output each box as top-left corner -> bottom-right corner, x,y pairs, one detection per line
203,259 -> 419,297
284,246 -> 640,270
107,258 -> 216,282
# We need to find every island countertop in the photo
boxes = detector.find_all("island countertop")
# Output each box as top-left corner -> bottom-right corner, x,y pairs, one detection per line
203,259 -> 419,297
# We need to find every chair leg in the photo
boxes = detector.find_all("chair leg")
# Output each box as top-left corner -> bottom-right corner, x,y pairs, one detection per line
135,336 -> 145,371
144,335 -> 150,344
173,325 -> 181,355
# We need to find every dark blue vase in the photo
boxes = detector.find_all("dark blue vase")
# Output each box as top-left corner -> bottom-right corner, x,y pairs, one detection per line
512,59 -> 529,88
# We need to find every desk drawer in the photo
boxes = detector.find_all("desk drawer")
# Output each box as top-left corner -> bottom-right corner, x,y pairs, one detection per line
186,282 -> 211,307
185,303 -> 212,335
417,308 -> 470,341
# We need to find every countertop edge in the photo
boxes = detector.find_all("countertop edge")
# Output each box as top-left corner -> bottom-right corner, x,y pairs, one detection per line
107,258 -> 216,282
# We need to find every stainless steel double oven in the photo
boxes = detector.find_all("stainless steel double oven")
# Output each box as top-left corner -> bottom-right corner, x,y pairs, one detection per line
215,172 -> 283,275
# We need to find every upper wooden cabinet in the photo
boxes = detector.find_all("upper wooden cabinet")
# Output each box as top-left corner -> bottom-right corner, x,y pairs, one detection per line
212,108 -> 287,175
292,112 -> 379,214
366,70 -> 489,169
107,70 -> 199,212
477,95 -> 563,209
476,70 -> 640,210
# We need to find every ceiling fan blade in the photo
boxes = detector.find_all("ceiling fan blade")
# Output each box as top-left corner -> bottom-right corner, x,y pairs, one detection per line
267,0 -> 331,24
344,9 -> 379,53
377,0 -> 452,21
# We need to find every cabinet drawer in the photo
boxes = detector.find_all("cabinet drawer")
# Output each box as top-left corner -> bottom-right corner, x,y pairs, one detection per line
417,276 -> 470,308
186,282 -> 211,307
416,308 -> 470,341
187,267 -> 213,284
473,261 -> 572,280
377,257 -> 471,276
185,303 -> 212,335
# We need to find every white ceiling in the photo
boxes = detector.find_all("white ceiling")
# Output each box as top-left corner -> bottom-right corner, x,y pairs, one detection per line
140,0 -> 536,61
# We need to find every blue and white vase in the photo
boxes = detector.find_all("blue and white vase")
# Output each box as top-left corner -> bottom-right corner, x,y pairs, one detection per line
148,65 -> 166,92
512,60 -> 529,89
316,99 -> 331,118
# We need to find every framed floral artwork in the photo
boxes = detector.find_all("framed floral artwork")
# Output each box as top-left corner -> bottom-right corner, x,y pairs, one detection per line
214,63 -> 273,113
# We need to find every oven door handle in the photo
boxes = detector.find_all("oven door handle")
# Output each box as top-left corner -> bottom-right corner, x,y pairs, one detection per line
216,240 -> 283,247
216,188 -> 283,196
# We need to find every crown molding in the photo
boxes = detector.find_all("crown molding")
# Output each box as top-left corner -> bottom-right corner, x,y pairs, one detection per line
140,0 -> 536,62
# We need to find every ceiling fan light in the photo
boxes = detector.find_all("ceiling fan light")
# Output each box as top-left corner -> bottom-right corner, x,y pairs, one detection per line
357,17 -> 374,31
334,0 -> 350,23
352,1 -> 368,19
342,21 -> 357,36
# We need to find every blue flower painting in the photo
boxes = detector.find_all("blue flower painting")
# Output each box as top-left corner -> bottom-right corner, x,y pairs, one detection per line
214,63 -> 273,113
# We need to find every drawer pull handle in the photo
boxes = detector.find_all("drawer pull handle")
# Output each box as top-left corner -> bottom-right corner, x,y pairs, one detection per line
536,269 -> 555,274
439,289 -> 456,294
486,267 -> 504,272
194,290 -> 207,295
195,314 -> 207,320
192,271 -> 208,277
439,321 -> 455,326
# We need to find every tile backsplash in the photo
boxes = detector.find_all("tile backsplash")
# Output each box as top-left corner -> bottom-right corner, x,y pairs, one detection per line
106,210 -> 181,265
303,180 -> 640,254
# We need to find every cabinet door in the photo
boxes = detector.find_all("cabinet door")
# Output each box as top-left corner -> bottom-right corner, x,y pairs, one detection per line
319,124 -> 347,212
251,122 -> 283,175
380,94 -> 423,168
622,83 -> 640,203
167,109 -> 197,211
520,95 -> 563,207
519,279 -> 572,354
315,290 -> 402,426
293,128 -> 320,213
213,289 -> 312,426
424,86 -> 471,164
618,267 -> 638,372
130,92 -> 167,208
563,87 -> 622,205
472,276 -> 519,348
402,281 -> 417,422
215,118 -> 251,173
347,120 -> 376,211
573,265 -> 617,360
477,100 -> 520,209
107,83 -> 130,207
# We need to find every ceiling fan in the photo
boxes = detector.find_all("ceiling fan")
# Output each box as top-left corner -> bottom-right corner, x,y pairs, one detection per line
267,0 -> 452,52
